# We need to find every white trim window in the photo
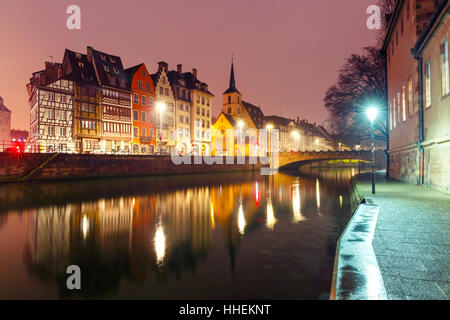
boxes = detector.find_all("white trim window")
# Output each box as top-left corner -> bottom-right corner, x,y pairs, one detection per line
441,38 -> 449,96
402,85 -> 406,121
425,61 -> 431,108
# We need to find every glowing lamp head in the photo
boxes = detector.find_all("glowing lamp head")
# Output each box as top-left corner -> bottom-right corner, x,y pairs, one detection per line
266,124 -> 273,130
156,101 -> 166,112
237,120 -> 244,128
292,131 -> 299,137
366,107 -> 378,123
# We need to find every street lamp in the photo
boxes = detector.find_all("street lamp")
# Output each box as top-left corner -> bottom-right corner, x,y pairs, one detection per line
366,107 -> 378,194
156,102 -> 166,154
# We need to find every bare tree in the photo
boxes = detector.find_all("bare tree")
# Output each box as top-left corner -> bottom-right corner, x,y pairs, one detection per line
324,47 -> 387,148
376,0 -> 397,46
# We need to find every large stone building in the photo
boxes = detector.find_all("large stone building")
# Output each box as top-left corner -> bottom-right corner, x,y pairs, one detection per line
382,0 -> 449,192
26,62 -> 75,153
126,63 -> 156,154
183,68 -> 214,155
168,65 -> 193,154
0,96 -> 11,150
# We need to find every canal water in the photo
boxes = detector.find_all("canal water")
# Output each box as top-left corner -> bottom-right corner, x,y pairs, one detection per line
0,168 -> 357,299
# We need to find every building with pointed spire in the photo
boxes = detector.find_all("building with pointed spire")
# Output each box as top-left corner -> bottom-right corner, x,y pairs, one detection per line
211,60 -> 265,156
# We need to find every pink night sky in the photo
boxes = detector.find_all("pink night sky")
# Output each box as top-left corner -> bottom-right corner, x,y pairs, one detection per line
0,0 -> 378,130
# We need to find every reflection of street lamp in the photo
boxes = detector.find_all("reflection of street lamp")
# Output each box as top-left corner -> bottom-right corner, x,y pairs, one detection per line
366,107 -> 378,194
292,131 -> 299,152
266,124 -> 274,166
156,102 -> 166,153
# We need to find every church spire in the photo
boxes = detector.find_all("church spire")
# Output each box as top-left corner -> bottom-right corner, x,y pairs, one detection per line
224,57 -> 240,94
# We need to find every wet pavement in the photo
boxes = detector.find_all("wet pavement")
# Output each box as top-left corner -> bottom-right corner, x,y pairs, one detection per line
349,172 -> 450,300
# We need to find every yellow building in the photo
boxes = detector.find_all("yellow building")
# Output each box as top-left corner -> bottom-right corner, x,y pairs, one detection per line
211,61 -> 265,156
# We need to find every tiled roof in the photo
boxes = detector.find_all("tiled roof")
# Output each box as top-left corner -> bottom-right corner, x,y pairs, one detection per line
89,46 -> 130,90
182,72 -> 214,96
63,49 -> 97,85
242,101 -> 264,128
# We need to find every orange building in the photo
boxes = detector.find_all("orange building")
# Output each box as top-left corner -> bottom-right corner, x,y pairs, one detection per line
126,64 -> 156,154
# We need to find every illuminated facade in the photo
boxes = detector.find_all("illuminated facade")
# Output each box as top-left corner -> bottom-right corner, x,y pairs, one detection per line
383,0 -> 449,192
126,63 -> 156,154
151,62 -> 176,153
27,62 -> 75,153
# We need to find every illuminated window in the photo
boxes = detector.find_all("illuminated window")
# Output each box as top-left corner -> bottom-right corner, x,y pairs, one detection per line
393,98 -> 397,128
134,127 -> 139,137
441,38 -> 449,96
402,86 -> 406,121
408,78 -> 413,115
389,103 -> 393,131
425,61 -> 431,107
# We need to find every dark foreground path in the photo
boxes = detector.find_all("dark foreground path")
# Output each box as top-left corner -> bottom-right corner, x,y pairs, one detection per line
356,172 -> 450,300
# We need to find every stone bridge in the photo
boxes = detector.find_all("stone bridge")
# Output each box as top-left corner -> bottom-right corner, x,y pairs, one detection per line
276,150 -> 377,170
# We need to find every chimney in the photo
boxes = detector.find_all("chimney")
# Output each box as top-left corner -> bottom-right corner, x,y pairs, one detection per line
177,64 -> 182,75
193,68 -> 197,79
87,46 -> 93,63
296,116 -> 299,124
158,61 -> 168,72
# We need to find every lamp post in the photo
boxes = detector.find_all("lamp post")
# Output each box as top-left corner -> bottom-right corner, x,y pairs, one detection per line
366,107 -> 378,194
156,102 -> 166,154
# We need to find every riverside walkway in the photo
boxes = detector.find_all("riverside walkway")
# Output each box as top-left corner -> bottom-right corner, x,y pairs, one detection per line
335,172 -> 449,300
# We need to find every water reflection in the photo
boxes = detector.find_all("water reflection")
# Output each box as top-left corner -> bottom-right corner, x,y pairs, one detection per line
0,168 -> 356,299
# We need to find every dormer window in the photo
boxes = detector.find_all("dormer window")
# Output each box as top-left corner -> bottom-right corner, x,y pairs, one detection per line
100,55 -> 106,61
109,57 -> 116,63
104,65 -> 110,72
113,67 -> 119,74
76,53 -> 82,59
78,62 -> 84,68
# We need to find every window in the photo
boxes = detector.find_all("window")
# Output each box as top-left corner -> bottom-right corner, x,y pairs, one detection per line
179,115 -> 184,123
142,70 -> 146,77
48,92 -> 55,101
59,127 -> 66,137
228,107 -> 231,113
48,126 -> 55,136
397,93 -> 401,124
134,110 -> 139,121
150,129 -> 154,139
104,65 -> 110,72
160,87 -> 164,94
48,109 -> 55,119
201,97 -> 205,105
146,83 -> 150,92
393,98 -> 397,128
389,103 -> 393,131
179,128 -> 183,137
141,95 -> 147,106
425,61 -> 431,107
206,110 -> 210,117
441,38 -> 449,96
196,107 -> 200,115
408,78 -> 413,116
133,93 -> 139,104
165,88 -> 169,96
134,127 -> 139,137
207,98 -> 210,106
228,96 -> 231,104
138,80 -> 143,90
402,86 -> 406,121
150,113 -> 154,123
141,112 -> 147,122
186,116 -> 189,123
202,108 -> 205,116
142,128 -> 147,137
